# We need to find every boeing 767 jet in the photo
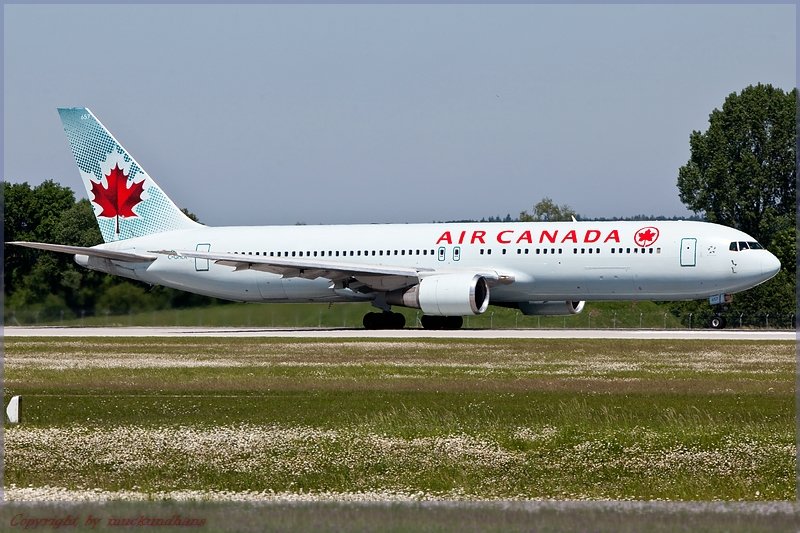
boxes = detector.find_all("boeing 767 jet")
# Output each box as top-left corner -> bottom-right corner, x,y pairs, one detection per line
9,108 -> 781,329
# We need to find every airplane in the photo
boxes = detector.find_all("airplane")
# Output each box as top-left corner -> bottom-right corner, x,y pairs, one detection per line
9,108 -> 781,330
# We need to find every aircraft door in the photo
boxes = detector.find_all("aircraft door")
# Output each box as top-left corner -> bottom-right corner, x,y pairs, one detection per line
195,243 -> 210,271
680,238 -> 697,267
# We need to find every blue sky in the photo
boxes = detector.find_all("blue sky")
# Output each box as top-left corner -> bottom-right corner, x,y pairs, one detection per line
3,4 -> 795,226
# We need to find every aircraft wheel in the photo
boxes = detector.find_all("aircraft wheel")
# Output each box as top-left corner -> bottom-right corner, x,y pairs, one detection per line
364,312 -> 406,330
709,315 -> 726,329
390,312 -> 406,329
363,312 -> 380,330
420,315 -> 440,330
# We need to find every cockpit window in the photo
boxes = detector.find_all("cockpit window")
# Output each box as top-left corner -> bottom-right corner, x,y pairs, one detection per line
730,241 -> 765,251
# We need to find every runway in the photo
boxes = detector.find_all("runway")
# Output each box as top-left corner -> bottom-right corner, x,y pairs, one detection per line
3,326 -> 795,340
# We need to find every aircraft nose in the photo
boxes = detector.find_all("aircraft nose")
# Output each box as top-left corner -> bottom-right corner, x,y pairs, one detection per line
762,252 -> 781,278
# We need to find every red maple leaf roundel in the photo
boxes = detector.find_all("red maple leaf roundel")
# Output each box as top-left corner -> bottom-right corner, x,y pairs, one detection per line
90,164 -> 145,234
634,226 -> 660,247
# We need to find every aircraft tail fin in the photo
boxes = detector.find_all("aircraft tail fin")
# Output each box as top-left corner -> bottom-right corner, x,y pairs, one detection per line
57,107 -> 201,242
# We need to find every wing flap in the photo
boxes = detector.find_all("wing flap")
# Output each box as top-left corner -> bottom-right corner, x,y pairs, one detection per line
165,250 -> 431,278
151,249 -> 516,291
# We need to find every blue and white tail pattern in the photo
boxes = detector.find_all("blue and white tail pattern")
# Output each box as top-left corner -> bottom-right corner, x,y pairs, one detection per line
58,107 -> 200,243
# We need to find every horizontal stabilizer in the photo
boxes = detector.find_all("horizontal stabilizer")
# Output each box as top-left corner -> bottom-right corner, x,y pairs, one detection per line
8,241 -> 157,262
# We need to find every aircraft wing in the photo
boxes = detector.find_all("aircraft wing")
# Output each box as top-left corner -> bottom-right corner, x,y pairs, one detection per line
8,241 -> 158,262
158,249 -> 513,291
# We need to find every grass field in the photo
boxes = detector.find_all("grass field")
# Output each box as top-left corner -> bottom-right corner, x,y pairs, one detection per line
3,337 -> 795,502
9,300 -> 695,329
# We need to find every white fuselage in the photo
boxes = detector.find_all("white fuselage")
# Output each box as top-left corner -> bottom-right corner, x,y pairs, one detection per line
80,220 -> 780,306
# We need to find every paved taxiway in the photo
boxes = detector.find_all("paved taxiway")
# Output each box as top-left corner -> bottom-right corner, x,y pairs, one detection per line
3,326 -> 794,340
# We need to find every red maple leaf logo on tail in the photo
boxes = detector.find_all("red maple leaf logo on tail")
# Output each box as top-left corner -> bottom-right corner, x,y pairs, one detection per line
90,164 -> 145,234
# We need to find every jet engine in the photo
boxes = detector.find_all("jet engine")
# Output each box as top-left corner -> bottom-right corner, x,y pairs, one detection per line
387,273 -> 490,316
517,300 -> 585,316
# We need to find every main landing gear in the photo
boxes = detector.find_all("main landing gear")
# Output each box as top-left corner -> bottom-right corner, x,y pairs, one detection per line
362,295 -> 464,330
363,311 -> 406,330
361,312 -> 465,330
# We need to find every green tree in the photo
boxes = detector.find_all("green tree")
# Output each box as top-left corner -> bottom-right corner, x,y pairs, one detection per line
673,84 -> 797,327
677,83 -> 796,247
180,207 -> 201,223
519,197 -> 578,222
4,181 -> 219,322
4,181 -> 78,316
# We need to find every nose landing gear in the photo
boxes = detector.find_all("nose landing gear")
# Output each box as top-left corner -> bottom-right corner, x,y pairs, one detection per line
709,315 -> 727,329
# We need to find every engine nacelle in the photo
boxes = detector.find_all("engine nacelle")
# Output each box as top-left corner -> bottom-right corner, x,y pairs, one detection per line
387,274 -> 490,316
518,300 -> 585,316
